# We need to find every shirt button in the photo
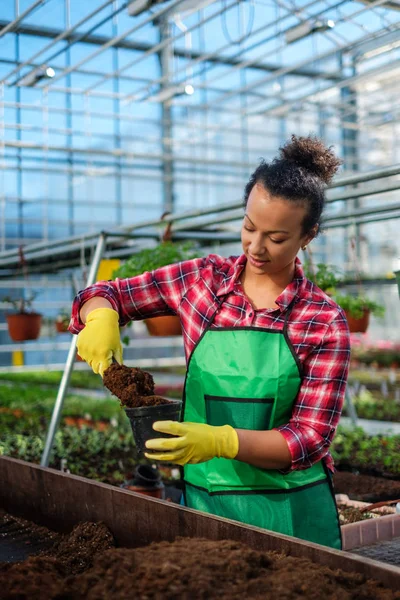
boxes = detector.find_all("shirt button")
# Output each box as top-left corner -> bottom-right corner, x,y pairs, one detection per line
249,312 -> 253,318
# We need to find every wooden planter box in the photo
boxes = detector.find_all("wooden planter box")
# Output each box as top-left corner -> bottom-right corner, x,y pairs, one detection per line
1,456 -> 399,590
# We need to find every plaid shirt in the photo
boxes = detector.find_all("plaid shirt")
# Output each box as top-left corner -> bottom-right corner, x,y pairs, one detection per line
70,254 -> 350,473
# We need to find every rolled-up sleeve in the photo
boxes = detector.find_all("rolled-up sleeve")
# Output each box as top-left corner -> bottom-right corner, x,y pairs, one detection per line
68,257 -> 207,334
274,310 -> 350,472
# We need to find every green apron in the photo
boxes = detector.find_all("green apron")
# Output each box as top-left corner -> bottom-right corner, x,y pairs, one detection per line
182,305 -> 342,549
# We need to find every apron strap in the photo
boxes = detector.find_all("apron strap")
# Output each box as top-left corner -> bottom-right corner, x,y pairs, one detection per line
207,295 -> 226,329
283,300 -> 296,336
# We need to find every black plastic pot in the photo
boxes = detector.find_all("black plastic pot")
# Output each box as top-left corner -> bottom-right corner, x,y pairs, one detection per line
124,400 -> 182,454
120,465 -> 165,499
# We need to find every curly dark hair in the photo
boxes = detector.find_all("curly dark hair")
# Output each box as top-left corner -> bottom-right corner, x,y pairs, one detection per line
243,135 -> 342,236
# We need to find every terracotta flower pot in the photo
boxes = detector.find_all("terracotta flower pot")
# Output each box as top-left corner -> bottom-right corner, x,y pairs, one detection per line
345,309 -> 370,333
55,321 -> 69,333
144,315 -> 182,336
6,312 -> 42,342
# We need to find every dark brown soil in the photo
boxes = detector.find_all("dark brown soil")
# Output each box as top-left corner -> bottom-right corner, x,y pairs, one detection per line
49,522 -> 115,575
0,517 -> 114,598
1,518 -> 400,599
336,505 -> 393,525
334,470 -> 400,502
103,363 -> 172,408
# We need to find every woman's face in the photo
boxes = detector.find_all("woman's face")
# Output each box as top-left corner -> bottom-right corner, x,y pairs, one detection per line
241,184 -> 315,277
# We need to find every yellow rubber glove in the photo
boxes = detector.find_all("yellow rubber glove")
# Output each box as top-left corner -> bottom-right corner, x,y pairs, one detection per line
144,421 -> 239,465
76,308 -> 123,377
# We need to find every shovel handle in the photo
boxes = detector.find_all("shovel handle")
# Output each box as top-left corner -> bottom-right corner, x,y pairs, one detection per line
359,498 -> 400,513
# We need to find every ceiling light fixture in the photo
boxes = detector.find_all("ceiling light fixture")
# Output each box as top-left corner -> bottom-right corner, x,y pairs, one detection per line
127,0 -> 160,17
147,83 -> 195,102
18,66 -> 56,87
285,19 -> 335,44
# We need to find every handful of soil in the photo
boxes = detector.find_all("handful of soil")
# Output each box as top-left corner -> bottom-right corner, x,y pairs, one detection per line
103,363 -> 171,409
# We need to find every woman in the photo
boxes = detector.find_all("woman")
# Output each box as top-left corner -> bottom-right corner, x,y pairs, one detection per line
70,135 -> 350,549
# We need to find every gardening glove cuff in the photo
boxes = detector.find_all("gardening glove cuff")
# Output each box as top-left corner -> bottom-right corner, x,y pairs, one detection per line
76,307 -> 122,377
144,421 -> 239,466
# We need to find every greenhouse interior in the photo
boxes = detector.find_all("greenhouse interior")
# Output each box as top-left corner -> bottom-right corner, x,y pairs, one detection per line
1,0 -> 400,595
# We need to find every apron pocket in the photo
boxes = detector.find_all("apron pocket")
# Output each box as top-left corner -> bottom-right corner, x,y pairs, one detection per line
204,395 -> 274,430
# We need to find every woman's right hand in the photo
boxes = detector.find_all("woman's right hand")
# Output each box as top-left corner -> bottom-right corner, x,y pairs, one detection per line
76,307 -> 123,377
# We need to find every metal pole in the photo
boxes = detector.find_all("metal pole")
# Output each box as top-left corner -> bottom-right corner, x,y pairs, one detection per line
0,0 -> 44,40
159,17 -> 174,214
40,231 -> 108,467
40,0 -> 186,89
345,387 -> 358,427
1,0 -> 114,83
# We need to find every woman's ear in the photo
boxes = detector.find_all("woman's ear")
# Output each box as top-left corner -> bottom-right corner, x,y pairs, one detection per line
304,225 -> 318,246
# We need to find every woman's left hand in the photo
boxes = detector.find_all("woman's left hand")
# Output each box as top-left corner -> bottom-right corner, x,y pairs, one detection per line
144,421 -> 239,465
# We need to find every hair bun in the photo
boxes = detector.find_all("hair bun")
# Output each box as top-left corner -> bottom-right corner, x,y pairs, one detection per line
279,134 -> 341,184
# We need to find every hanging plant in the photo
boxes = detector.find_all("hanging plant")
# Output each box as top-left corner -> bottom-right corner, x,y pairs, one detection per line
333,293 -> 385,333
303,261 -> 342,295
55,311 -> 71,333
332,294 -> 385,321
3,294 -> 42,342
303,242 -> 385,334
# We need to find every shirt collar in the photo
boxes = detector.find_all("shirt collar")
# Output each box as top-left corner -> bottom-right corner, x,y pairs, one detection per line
216,255 -> 306,311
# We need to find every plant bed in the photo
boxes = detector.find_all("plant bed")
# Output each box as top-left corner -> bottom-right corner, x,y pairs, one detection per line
337,495 -> 397,524
342,389 -> 400,422
331,427 -> 400,478
0,422 -> 141,487
334,471 -> 400,503
336,496 -> 400,552
1,511 -> 400,600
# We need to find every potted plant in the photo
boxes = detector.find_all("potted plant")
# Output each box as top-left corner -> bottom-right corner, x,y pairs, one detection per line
55,310 -> 70,333
112,241 -> 200,336
303,260 -> 385,333
303,261 -> 342,295
3,294 -> 42,342
333,293 -> 385,333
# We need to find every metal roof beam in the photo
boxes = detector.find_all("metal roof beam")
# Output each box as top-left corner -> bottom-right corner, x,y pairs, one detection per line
0,20 -> 338,82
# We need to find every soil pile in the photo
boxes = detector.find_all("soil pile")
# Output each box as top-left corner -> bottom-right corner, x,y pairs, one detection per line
1,521 -> 400,600
0,519 -> 114,598
103,363 -> 169,408
49,522 -> 115,575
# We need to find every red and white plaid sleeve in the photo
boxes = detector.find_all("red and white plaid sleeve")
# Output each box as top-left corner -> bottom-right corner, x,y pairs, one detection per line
275,309 -> 350,472
68,257 -> 207,334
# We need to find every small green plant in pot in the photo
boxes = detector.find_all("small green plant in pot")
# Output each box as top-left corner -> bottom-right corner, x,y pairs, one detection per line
3,294 -> 42,342
333,293 -> 385,333
55,310 -> 71,333
303,261 -> 342,295
113,241 -> 200,336
303,258 -> 385,333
